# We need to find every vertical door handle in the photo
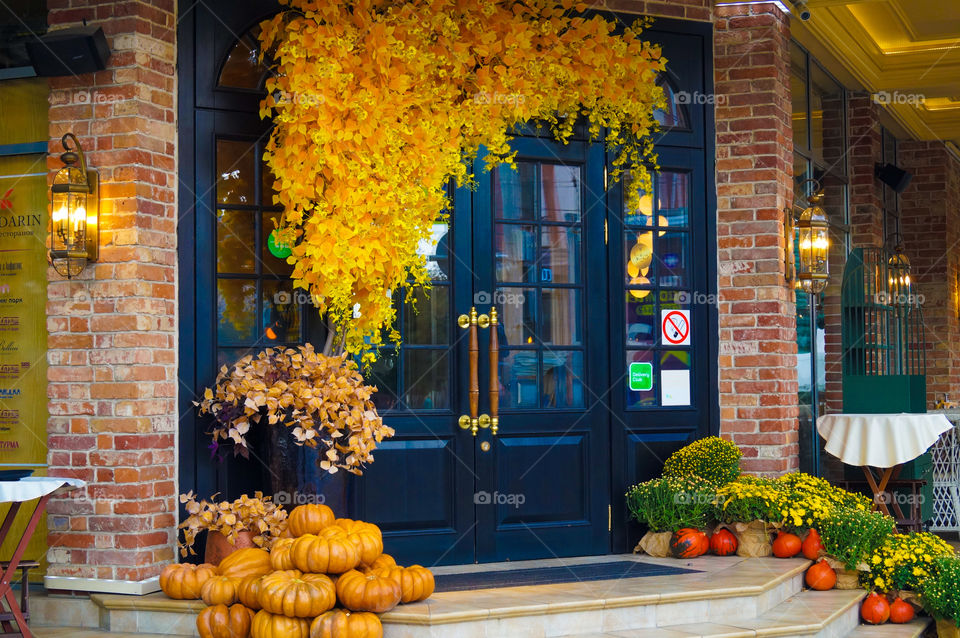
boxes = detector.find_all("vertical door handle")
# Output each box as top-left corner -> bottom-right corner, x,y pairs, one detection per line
489,307 -> 499,435
458,307 -> 480,435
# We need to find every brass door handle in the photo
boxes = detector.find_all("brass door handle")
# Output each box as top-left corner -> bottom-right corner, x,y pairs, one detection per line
458,305 -> 498,437
489,307 -> 499,435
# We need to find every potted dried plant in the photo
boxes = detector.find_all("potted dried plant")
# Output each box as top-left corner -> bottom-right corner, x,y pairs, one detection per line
178,491 -> 287,565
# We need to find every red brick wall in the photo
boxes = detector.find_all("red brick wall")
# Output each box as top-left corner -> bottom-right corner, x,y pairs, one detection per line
714,3 -> 798,474
604,0 -> 712,21
847,94 -> 885,248
45,0 -> 177,582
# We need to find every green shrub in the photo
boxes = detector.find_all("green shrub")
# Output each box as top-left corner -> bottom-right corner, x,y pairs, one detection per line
625,476 -> 716,532
862,532 -> 955,592
920,556 -> 960,625
819,508 -> 895,571
662,436 -> 741,485
714,476 -> 782,524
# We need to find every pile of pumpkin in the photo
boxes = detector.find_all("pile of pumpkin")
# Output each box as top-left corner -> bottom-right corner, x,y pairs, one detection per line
159,504 -> 435,638
670,527 -> 916,625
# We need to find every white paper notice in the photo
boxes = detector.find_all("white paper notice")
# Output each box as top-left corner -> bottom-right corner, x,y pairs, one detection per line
661,369 -> 691,406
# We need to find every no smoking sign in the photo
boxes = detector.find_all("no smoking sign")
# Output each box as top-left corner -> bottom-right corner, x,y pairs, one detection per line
661,309 -> 690,346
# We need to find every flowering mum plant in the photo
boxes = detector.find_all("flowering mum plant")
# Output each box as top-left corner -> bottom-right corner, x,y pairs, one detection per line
920,556 -> 960,625
258,0 -> 666,358
662,436 -> 741,485
178,491 -> 288,557
863,532 -> 955,592
625,476 -> 716,532
818,508 -> 895,571
714,476 -> 783,524
195,344 -> 395,474
774,472 -> 871,533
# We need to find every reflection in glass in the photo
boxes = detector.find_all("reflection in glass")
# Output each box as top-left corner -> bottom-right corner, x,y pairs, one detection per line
626,293 -> 656,346
493,162 -> 536,220
653,75 -> 690,130
791,45 -> 809,151
541,288 -> 581,345
217,279 -> 257,343
657,172 -> 689,228
368,350 -> 399,411
219,25 -> 268,90
419,222 -> 451,281
541,164 -> 581,222
623,185 -> 654,226
625,232 -> 654,286
217,347 -> 255,370
217,210 -> 256,273
540,226 -> 580,284
496,224 -> 537,284
500,350 -> 538,408
406,286 -> 449,345
404,350 -> 449,410
657,232 -> 690,288
260,213 -> 294,276
216,139 -> 256,205
810,62 -> 844,170
543,351 -> 584,408
497,288 -> 537,346
262,158 -> 279,205
261,280 -> 301,343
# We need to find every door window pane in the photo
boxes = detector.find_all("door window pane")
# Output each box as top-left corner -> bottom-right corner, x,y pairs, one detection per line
541,288 -> 581,346
497,288 -> 537,346
657,171 -> 689,228
500,350 -> 538,408
623,185 -> 654,226
540,226 -> 580,284
657,232 -> 690,288
404,350 -> 450,410
496,224 -> 537,284
660,350 -> 692,407
625,231 -> 655,286
216,140 -> 256,205
626,292 -> 656,346
217,279 -> 257,343
217,210 -> 256,273
260,213 -> 294,276
493,162 -> 536,220
542,351 -> 584,408
368,350 -> 399,411
261,280 -> 302,343
626,350 -> 656,408
540,164 -> 581,222
406,287 -> 449,345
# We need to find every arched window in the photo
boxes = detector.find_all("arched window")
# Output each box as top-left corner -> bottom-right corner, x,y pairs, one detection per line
218,24 -> 272,91
654,75 -> 690,130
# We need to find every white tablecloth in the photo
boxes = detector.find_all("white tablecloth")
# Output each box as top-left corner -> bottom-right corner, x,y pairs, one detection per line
817,413 -> 952,467
0,477 -> 85,504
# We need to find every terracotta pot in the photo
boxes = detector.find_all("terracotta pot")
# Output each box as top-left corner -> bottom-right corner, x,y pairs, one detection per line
204,530 -> 256,567
937,619 -> 960,638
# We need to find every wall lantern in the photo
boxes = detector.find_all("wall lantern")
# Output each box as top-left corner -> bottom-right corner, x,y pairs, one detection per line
50,133 -> 98,278
887,240 -> 911,305
795,179 -> 829,294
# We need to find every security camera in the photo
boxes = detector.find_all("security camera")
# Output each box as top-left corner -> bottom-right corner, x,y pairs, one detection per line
792,0 -> 811,21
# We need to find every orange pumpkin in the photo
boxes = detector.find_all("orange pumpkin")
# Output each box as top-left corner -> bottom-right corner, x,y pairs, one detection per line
196,603 -> 254,638
258,569 -> 337,618
238,574 -> 265,611
669,528 -> 708,559
159,562 -> 218,600
200,575 -> 242,606
709,529 -> 738,556
373,565 -> 435,603
802,528 -> 823,560
219,547 -> 272,579
291,532 -> 361,574
362,553 -> 396,572
310,609 -> 383,638
772,531 -> 802,558
331,519 -> 384,566
336,569 -> 402,613
861,592 -> 890,624
805,560 -> 836,591
270,537 -> 297,571
251,609 -> 311,638
889,597 -> 914,624
288,504 -> 336,537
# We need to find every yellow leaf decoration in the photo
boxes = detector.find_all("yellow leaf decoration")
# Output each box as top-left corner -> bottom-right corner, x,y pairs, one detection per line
258,0 -> 666,357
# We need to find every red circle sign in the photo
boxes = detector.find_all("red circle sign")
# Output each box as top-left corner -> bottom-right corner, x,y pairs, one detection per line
662,311 -> 689,345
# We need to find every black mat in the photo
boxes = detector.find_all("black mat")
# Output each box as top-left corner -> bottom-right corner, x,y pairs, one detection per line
433,560 -> 699,592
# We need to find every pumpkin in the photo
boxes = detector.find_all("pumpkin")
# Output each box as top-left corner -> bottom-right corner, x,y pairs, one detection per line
200,575 -> 242,606
709,529 -> 738,556
238,574 -> 265,611
330,519 -> 384,566
335,569 -> 402,613
196,603 -> 254,638
802,528 -> 823,560
362,553 -> 396,572
159,562 -> 218,600
291,532 -> 361,574
251,609 -> 311,638
219,547 -> 272,579
861,592 -> 890,624
805,560 -> 836,591
288,504 -> 336,537
270,537 -> 297,571
889,597 -> 914,624
772,531 -> 802,558
373,565 -> 435,604
669,528 -> 708,559
258,569 -> 337,618
310,609 -> 383,638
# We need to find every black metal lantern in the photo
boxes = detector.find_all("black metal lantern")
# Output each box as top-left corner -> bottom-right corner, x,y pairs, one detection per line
795,180 -> 829,294
50,133 -> 98,278
887,241 -> 911,305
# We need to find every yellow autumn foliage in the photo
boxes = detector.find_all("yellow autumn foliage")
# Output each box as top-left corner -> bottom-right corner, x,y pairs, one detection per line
259,0 -> 666,357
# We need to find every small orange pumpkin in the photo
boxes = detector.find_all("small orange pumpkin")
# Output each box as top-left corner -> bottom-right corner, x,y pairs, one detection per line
159,562 -> 218,600
709,529 -> 738,556
332,519 -> 384,566
362,553 -> 396,572
288,504 -> 336,537
251,609 -> 311,638
238,573 -> 265,611
291,532 -> 361,574
889,597 -> 914,624
805,560 -> 836,591
200,575 -> 242,606
310,609 -> 383,638
802,528 -> 823,560
669,528 -> 708,559
772,531 -> 802,558
336,569 -> 402,613
196,603 -> 254,638
270,537 -> 297,571
258,569 -> 337,618
219,547 -> 272,579
373,565 -> 435,603
861,592 -> 890,624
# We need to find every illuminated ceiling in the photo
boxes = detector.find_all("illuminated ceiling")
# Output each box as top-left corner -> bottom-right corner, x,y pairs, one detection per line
787,0 -> 960,150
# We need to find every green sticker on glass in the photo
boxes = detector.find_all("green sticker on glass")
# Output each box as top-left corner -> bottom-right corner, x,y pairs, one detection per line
629,362 -> 653,391
267,229 -> 292,259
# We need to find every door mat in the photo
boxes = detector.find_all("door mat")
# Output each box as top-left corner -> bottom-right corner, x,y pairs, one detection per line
433,560 -> 699,592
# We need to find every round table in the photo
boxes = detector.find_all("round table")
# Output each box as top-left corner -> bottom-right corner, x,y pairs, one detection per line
817,413 -> 952,522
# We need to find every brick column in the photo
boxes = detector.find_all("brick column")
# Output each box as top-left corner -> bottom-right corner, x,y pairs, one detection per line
898,141 -> 960,407
45,0 -> 177,586
714,3 -> 798,474
847,93 -> 884,248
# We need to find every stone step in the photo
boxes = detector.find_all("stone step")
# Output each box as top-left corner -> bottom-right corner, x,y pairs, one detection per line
846,618 -> 932,637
